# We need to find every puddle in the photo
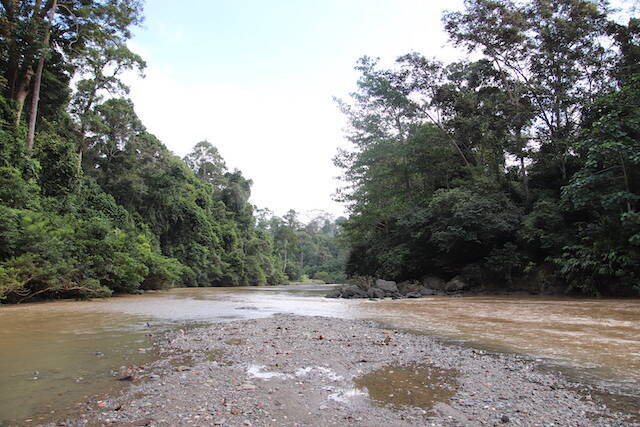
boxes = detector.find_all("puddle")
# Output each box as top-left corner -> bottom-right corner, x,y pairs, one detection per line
353,362 -> 458,411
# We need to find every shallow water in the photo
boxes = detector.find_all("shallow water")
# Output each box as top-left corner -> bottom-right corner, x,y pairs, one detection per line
0,305 -> 158,425
353,362 -> 458,411
1,285 -> 639,424
357,297 -> 640,387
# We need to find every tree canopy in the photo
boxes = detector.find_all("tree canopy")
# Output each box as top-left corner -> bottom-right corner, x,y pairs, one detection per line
335,0 -> 640,296
0,2 -> 346,302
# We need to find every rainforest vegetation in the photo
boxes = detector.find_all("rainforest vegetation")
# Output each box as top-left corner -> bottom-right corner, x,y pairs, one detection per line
1,0 -> 638,302
335,0 -> 640,295
0,0 -> 345,302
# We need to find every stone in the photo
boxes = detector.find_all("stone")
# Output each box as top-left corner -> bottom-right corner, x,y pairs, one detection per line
419,288 -> 436,296
422,275 -> 446,291
445,276 -> 473,292
325,289 -> 341,298
367,287 -> 386,299
341,285 -> 367,299
405,292 -> 422,298
375,279 -> 398,293
131,418 -> 154,426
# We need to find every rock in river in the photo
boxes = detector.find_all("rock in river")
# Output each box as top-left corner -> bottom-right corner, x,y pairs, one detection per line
341,285 -> 368,299
405,292 -> 423,298
445,276 -> 473,292
422,275 -> 446,291
367,287 -> 386,299
325,289 -> 342,298
375,279 -> 398,293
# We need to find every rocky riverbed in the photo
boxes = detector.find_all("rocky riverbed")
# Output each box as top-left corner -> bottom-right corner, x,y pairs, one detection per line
48,315 -> 635,426
325,277 -> 477,300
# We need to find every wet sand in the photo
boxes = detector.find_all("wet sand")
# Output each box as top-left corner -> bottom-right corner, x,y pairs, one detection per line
48,315 -> 637,426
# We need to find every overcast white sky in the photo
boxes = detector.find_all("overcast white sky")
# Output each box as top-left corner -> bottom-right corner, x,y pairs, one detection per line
126,1 -> 466,217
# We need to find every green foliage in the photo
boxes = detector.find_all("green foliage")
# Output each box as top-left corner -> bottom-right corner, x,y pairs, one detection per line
425,187 -> 521,272
553,75 -> 640,294
0,205 -> 112,302
336,1 -> 640,295
257,209 -> 347,284
5,0 -> 637,302
313,271 -> 331,283
0,167 -> 39,209
34,134 -> 81,197
520,199 -> 567,252
1,2 -> 347,303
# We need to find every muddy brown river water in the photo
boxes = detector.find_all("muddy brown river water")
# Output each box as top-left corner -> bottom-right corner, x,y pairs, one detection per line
1,285 -> 639,425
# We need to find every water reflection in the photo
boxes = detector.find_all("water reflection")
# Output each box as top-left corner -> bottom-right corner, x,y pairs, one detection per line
353,362 -> 458,411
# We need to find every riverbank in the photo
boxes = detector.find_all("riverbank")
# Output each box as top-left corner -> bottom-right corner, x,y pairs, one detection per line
48,314 -> 636,426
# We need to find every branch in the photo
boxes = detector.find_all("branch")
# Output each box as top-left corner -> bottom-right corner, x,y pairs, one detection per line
55,3 -> 79,47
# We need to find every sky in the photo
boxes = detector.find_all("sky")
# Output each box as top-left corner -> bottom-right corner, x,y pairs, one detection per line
125,0 -> 466,218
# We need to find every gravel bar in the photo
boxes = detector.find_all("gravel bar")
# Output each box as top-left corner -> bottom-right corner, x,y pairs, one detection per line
49,314 -> 635,426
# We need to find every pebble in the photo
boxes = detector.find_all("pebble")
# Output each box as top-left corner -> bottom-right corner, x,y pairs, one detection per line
44,315 -> 630,427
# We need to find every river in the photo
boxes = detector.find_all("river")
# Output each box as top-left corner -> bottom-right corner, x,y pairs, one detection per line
1,285 -> 639,424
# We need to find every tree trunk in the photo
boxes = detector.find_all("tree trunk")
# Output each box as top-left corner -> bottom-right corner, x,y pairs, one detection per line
26,0 -> 58,151
5,0 -> 43,127
77,143 -> 84,168
520,156 -> 530,207
76,85 -> 101,169
282,240 -> 288,274
620,151 -> 633,213
14,76 -> 33,126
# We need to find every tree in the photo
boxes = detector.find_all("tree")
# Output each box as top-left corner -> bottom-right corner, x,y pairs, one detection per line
71,43 -> 145,163
0,0 -> 144,148
557,75 -> 640,294
444,0 -> 615,181
183,141 -> 228,189
335,0 -> 639,294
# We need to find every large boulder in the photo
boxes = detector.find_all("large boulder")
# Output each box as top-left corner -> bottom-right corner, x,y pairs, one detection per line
420,288 -> 437,296
325,289 -> 342,298
405,292 -> 422,299
341,285 -> 368,299
445,276 -> 473,293
375,279 -> 398,293
367,287 -> 386,299
422,275 -> 446,291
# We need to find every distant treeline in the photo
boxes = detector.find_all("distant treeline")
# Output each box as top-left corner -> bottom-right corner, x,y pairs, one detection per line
0,1 -> 345,303
335,0 -> 640,296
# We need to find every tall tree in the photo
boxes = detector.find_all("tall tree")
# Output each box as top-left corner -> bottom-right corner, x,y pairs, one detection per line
183,141 -> 228,190
444,0 -> 615,181
0,0 -> 144,146
26,0 -> 57,151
